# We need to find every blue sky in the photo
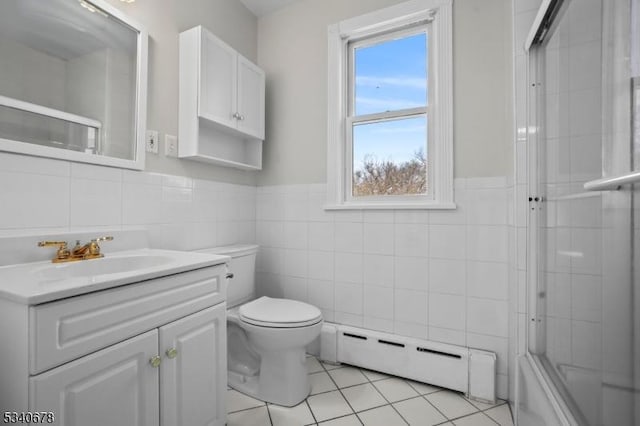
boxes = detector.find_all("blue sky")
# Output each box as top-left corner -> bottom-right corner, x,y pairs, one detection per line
352,32 -> 427,168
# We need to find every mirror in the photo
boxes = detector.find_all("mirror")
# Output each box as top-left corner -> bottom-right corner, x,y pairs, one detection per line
0,0 -> 147,169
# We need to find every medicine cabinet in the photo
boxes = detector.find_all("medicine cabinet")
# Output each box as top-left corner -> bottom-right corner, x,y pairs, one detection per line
0,0 -> 148,170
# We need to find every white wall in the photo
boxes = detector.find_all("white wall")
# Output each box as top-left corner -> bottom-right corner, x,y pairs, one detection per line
104,0 -> 259,185
256,0 -> 514,185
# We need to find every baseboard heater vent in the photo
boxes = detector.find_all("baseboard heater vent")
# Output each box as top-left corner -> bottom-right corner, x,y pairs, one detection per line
416,347 -> 462,359
329,324 -> 496,403
343,332 -> 367,340
378,339 -> 405,347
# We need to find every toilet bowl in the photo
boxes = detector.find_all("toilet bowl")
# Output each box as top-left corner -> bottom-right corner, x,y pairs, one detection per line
198,245 -> 323,407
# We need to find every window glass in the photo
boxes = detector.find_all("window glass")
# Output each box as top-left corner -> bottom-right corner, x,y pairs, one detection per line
354,32 -> 428,116
352,116 -> 427,196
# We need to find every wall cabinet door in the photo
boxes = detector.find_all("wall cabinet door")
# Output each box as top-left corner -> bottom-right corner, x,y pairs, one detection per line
30,330 -> 159,426
237,55 -> 265,140
197,27 -> 264,139
160,304 -> 227,426
199,30 -> 237,128
179,25 -> 264,169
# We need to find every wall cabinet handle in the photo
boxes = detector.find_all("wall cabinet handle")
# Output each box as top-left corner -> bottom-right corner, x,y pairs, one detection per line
226,273 -> 234,279
149,355 -> 161,368
166,348 -> 178,359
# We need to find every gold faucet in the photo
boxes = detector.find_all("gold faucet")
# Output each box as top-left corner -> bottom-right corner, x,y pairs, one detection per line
38,236 -> 113,263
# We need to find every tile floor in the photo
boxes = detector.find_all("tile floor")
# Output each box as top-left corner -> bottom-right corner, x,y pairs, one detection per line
226,356 -> 514,426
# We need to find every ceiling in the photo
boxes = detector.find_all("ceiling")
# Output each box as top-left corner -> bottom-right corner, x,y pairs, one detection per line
239,0 -> 301,17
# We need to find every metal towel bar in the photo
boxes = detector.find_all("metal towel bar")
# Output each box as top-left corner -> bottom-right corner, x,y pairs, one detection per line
584,171 -> 640,191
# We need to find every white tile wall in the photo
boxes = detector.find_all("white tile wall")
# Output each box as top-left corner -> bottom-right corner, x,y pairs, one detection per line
0,153 -> 512,399
256,177 -> 511,398
363,254 -> 394,287
0,152 -> 256,251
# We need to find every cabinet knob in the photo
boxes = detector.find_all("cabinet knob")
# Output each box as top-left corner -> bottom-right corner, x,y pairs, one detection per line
226,273 -> 234,279
232,112 -> 241,119
166,348 -> 178,359
239,115 -> 245,121
149,355 -> 161,368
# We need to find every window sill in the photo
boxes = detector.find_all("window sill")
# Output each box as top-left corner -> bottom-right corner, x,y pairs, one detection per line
324,201 -> 456,211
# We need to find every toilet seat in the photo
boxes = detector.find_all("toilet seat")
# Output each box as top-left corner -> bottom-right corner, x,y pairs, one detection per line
239,296 -> 322,328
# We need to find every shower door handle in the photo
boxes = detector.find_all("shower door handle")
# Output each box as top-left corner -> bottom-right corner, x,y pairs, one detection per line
584,77 -> 640,191
584,171 -> 640,191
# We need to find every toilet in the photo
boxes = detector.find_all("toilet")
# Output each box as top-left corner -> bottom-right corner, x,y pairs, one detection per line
198,244 -> 323,407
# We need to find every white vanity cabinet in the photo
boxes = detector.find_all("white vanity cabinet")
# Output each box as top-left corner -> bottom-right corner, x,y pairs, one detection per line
0,264 -> 228,426
179,25 -> 265,170
159,305 -> 226,426
30,330 -> 161,426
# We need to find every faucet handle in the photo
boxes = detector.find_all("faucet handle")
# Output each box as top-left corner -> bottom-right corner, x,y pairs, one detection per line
91,236 -> 114,243
88,236 -> 113,256
37,240 -> 67,248
38,241 -> 70,261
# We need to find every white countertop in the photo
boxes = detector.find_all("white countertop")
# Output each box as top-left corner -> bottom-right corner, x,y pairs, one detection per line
0,248 -> 230,305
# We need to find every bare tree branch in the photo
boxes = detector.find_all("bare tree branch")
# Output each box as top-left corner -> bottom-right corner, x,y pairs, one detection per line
353,149 -> 427,196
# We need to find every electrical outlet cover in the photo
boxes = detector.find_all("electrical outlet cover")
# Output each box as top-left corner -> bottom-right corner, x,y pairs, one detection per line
146,130 -> 159,154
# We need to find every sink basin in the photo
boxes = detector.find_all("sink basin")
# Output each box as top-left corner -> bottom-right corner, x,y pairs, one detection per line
0,248 -> 230,304
33,254 -> 175,281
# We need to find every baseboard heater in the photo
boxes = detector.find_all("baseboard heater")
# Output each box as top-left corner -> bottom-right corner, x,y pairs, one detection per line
319,323 -> 496,403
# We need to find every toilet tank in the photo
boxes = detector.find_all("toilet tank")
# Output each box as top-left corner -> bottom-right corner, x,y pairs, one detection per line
197,244 -> 258,308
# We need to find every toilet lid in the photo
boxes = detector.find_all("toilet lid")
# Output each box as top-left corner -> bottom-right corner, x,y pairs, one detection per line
239,296 -> 322,328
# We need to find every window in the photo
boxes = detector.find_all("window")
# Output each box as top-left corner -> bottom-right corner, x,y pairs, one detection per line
327,0 -> 453,209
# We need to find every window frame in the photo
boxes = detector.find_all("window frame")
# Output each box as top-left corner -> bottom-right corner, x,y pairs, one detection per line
347,25 -> 431,203
326,0 -> 454,210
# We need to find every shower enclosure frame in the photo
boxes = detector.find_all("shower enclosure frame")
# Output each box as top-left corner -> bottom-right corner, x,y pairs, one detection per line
520,4 -> 582,420
520,0 -> 639,425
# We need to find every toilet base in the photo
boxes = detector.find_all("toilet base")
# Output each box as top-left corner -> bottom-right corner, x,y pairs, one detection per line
228,347 -> 311,407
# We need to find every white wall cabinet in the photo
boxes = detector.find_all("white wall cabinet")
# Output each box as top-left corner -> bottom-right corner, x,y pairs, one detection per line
235,56 -> 265,140
179,25 -> 265,170
0,265 -> 228,426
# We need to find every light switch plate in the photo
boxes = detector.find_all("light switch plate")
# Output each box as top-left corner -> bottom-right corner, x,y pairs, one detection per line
165,134 -> 178,157
146,130 -> 159,154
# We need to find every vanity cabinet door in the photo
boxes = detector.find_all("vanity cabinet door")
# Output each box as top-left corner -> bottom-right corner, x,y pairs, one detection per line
30,330 -> 159,426
236,55 -> 265,140
159,304 -> 227,426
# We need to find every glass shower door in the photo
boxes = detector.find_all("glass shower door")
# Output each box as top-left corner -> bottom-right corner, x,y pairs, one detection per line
529,0 -> 639,424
